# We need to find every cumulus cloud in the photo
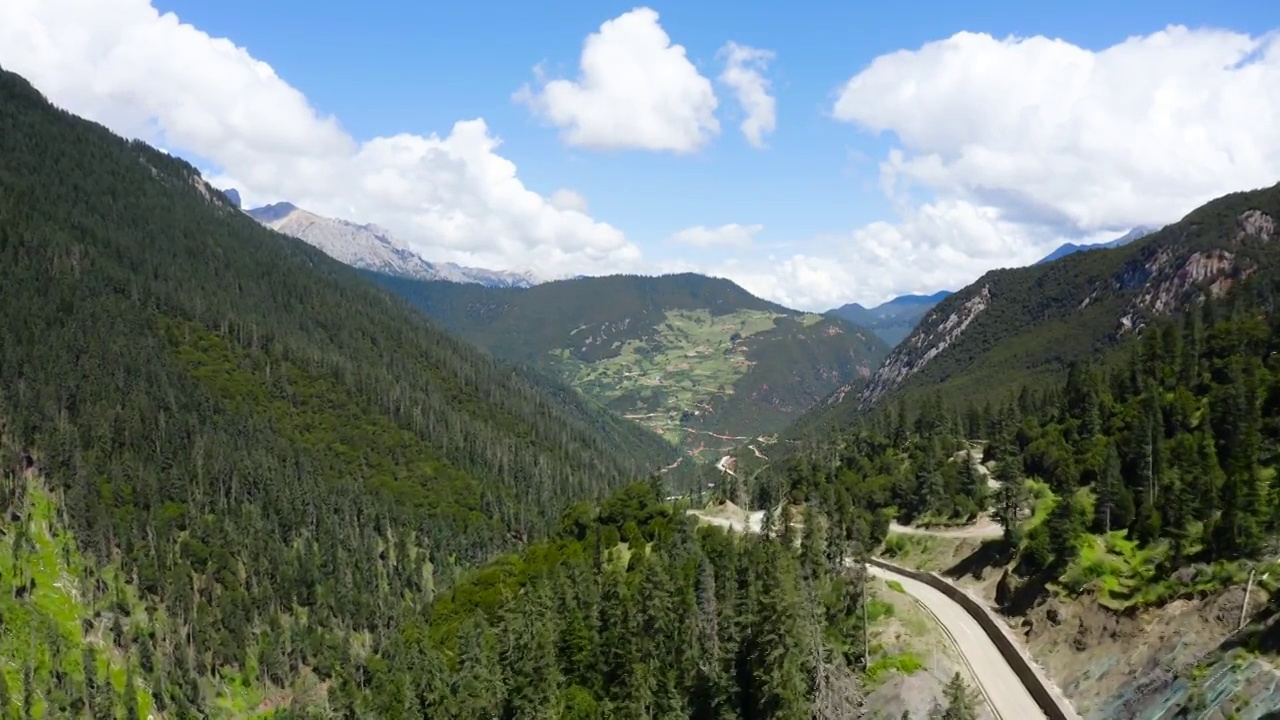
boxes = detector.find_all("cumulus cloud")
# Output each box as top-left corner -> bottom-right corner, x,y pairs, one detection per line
834,27 -> 1280,233
0,0 -> 641,280
692,200 -> 1055,311
717,42 -> 777,148
549,188 -> 590,213
670,223 -> 763,248
714,25 -> 1280,310
514,7 -> 719,153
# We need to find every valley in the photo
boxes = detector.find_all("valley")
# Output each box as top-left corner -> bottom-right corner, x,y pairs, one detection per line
3,4 -> 1280,716
368,272 -> 889,459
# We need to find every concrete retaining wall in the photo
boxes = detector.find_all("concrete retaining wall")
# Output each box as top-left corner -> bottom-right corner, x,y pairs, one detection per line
868,557 -> 1074,720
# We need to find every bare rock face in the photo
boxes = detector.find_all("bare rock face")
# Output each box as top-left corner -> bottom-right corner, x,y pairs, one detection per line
859,285 -> 992,406
1235,209 -> 1275,245
246,202 -> 537,288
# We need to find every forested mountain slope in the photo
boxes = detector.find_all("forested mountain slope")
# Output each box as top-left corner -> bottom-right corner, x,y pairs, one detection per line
0,65 -> 675,716
367,272 -> 889,459
805,182 -> 1280,422
729,264 -> 1280,718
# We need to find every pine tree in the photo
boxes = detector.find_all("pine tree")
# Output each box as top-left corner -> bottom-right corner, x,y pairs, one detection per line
752,546 -> 811,720
994,458 -> 1026,546
1094,444 -> 1122,533
936,673 -> 979,720
123,664 -> 141,720
451,617 -> 506,719
499,582 -> 563,720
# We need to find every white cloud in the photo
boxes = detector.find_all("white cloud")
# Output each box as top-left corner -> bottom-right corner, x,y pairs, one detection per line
514,7 -> 719,153
671,223 -> 763,247
691,200 -> 1056,311
0,0 -> 641,280
549,188 -> 590,213
710,25 -> 1280,311
833,27 -> 1280,234
717,42 -> 777,148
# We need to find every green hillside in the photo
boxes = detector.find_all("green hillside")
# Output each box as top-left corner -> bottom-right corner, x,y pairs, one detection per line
366,272 -> 889,459
792,182 -> 1280,433
0,65 -> 676,716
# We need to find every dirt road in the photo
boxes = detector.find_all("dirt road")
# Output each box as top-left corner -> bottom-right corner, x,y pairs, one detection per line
888,517 -> 1004,539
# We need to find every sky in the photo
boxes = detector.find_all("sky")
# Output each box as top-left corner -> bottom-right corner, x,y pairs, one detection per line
3,1 -> 1280,310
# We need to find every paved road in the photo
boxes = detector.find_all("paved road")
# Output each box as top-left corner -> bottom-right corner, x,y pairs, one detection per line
690,507 -> 1078,720
868,563 -> 1048,720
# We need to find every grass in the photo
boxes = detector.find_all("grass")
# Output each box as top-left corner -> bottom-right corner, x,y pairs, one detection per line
0,478 -> 155,718
865,652 -> 925,684
1023,479 -> 1055,532
1,474 -> 289,718
1056,522 -> 1275,610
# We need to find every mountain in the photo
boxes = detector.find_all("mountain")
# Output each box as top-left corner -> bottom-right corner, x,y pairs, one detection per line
1035,225 -> 1156,265
840,184 -> 1280,414
366,271 -> 890,459
245,200 -> 537,288
219,186 -> 241,208
827,290 -> 953,346
0,65 -> 677,715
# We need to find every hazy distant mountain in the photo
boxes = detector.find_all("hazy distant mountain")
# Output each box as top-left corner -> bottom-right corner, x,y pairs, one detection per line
1035,226 -> 1156,265
243,199 -> 536,288
827,290 -> 953,347
219,187 -> 241,208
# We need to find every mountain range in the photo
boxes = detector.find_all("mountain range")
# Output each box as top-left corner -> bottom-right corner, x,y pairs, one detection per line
826,290 -> 954,347
0,64 -> 689,716
7,59 -> 1280,720
238,197 -> 538,288
368,271 -> 889,460
1034,225 -> 1157,265
819,185 -> 1279,418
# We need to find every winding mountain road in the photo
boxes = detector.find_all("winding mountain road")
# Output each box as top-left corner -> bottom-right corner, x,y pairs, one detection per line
869,563 -> 1067,720
688,508 -> 1080,720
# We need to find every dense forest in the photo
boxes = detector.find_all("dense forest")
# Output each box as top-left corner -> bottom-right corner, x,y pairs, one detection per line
0,63 -> 689,717
848,180 -> 1280,415
0,61 -> 991,720
756,266 -> 1280,618
9,48 -> 1280,718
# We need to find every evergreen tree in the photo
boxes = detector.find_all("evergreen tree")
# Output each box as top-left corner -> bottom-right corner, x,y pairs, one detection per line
935,673 -> 979,720
994,459 -> 1026,546
751,547 -> 812,720
450,617 -> 505,719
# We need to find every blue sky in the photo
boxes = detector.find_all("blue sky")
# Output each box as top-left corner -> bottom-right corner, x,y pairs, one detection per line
5,0 -> 1280,308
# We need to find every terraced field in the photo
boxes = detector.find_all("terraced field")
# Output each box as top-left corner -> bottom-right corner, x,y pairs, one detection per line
550,309 -> 809,448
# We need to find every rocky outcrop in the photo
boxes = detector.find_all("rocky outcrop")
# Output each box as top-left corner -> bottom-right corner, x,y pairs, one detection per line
1235,209 -> 1275,245
247,202 -> 537,288
858,285 -> 992,406
1115,209 -> 1274,336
